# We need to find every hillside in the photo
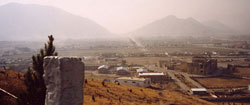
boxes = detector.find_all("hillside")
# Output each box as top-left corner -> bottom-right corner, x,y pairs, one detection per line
202,20 -> 235,33
0,70 -> 26,105
0,70 -> 214,105
129,15 -> 235,38
84,80 -> 214,105
0,3 -> 113,41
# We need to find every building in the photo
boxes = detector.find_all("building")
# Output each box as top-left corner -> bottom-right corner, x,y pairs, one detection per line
98,65 -> 111,74
158,60 -> 181,70
136,68 -> 148,73
190,88 -> 208,96
180,56 -> 217,75
130,66 -> 144,71
114,77 -> 151,87
116,66 -> 130,75
98,65 -> 109,70
138,72 -> 171,83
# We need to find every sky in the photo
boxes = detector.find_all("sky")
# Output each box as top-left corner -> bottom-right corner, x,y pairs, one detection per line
0,0 -> 249,34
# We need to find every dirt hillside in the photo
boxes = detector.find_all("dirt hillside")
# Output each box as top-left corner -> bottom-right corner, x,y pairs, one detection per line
0,70 -> 214,105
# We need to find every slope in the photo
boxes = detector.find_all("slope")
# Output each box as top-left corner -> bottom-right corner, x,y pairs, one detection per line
129,15 -> 235,38
0,3 -> 113,41
0,70 -> 214,105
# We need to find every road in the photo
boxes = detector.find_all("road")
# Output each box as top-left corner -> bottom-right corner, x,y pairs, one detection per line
167,70 -> 215,96
166,70 -> 190,93
180,72 -> 204,88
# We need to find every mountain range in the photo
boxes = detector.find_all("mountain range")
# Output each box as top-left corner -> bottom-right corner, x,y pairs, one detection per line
128,15 -> 236,38
0,3 -> 113,41
0,3 -> 237,41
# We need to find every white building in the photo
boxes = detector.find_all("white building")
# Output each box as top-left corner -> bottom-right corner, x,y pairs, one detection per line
138,72 -> 164,77
190,88 -> 208,95
115,77 -> 151,87
116,66 -> 128,71
136,68 -> 148,73
98,65 -> 111,74
98,65 -> 109,70
138,72 -> 170,83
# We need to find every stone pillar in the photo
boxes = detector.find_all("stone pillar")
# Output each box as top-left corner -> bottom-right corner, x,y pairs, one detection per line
43,56 -> 85,105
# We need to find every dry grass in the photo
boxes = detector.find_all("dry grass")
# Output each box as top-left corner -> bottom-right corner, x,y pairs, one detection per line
0,70 -> 26,105
194,77 -> 250,88
0,70 -> 214,105
84,80 -> 214,105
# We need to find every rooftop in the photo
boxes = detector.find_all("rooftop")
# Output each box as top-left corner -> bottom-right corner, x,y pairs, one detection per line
139,72 -> 164,76
191,88 -> 207,92
116,77 -> 147,81
98,65 -> 109,69
116,66 -> 128,71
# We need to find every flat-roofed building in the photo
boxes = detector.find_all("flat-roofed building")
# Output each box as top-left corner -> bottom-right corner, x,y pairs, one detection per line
190,88 -> 209,96
136,68 -> 148,73
115,77 -> 151,87
116,66 -> 130,75
138,72 -> 171,83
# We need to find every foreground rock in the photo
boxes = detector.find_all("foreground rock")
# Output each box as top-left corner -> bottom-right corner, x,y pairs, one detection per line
43,56 -> 85,105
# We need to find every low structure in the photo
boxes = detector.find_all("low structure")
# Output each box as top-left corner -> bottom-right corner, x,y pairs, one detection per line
138,72 -> 170,83
98,65 -> 109,70
190,88 -> 208,96
116,66 -> 130,75
130,66 -> 144,71
98,65 -> 112,74
115,77 -> 151,87
136,68 -> 148,73
43,56 -> 85,105
117,66 -> 128,71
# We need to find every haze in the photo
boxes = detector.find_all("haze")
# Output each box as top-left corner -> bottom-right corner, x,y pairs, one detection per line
0,0 -> 249,34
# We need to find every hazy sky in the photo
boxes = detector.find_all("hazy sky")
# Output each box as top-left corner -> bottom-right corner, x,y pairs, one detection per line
0,0 -> 249,34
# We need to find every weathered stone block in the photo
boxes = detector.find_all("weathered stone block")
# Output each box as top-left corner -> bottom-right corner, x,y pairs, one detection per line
43,56 -> 85,105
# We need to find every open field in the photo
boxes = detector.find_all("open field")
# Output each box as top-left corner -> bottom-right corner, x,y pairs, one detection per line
234,68 -> 250,78
193,77 -> 250,88
124,56 -> 192,66
85,72 -> 118,81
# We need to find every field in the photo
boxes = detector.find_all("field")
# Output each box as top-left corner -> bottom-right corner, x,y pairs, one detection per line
193,77 -> 250,88
234,68 -> 250,78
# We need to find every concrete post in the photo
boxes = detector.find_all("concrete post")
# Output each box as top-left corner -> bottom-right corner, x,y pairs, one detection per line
43,56 -> 85,105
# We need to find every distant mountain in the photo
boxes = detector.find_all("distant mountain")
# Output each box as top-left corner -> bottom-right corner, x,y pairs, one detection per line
0,3 -> 113,41
129,15 -> 235,38
202,20 -> 236,33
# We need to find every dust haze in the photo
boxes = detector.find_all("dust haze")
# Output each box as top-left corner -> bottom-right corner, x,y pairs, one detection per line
1,1 -> 250,104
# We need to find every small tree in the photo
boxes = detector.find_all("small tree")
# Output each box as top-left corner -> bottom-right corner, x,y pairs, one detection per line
18,35 -> 57,105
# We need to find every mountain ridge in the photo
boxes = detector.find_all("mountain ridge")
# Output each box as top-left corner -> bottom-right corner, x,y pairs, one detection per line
0,3 -> 113,41
128,15 -> 236,38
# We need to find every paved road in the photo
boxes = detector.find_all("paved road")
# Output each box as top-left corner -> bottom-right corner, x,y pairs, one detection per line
146,65 -> 191,93
181,72 -> 204,88
168,70 -> 215,95
166,70 -> 190,93
145,65 -> 216,95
